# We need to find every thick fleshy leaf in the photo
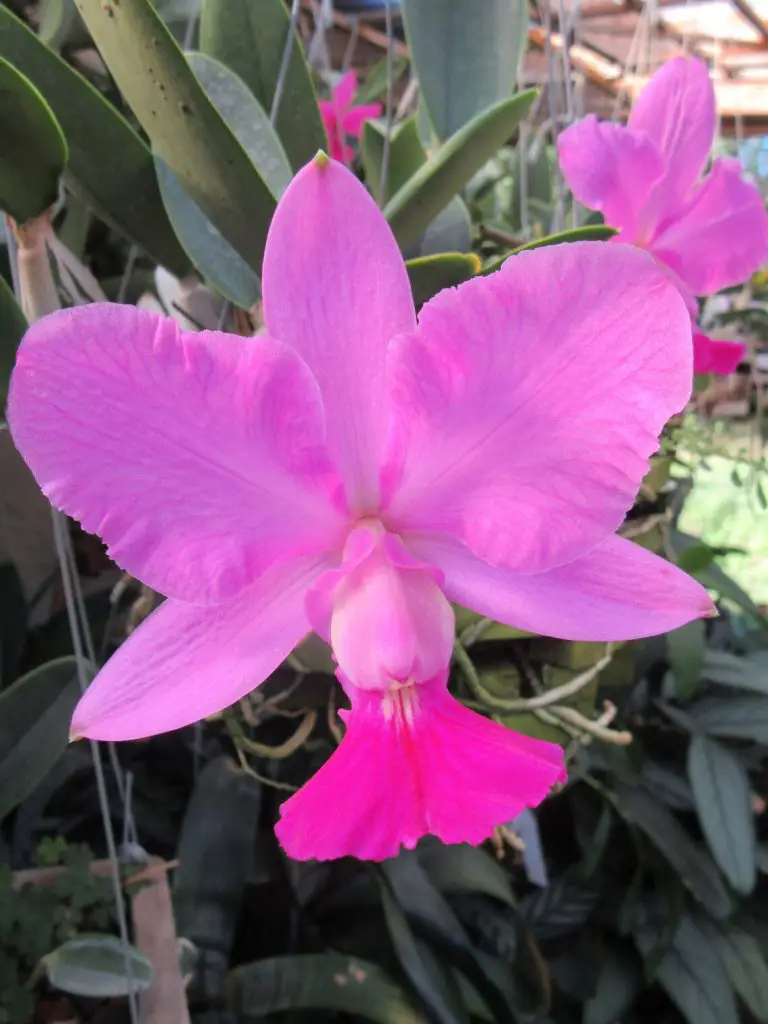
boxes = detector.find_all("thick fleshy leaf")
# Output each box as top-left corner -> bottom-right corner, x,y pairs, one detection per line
401,0 -> 528,140
0,56 -> 68,224
8,304 -> 344,605
688,735 -> 756,895
225,954 -> 426,1023
71,555 -> 326,740
406,533 -> 714,641
382,242 -> 692,574
0,5 -> 189,274
652,158 -> 768,296
556,116 -> 664,239
199,0 -> 326,171
629,57 -> 715,219
76,0 -> 277,270
262,156 -> 416,511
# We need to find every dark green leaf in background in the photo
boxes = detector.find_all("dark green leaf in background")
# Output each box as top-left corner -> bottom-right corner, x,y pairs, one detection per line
225,953 -> 427,1022
0,275 -> 27,416
43,935 -> 154,997
155,52 -> 291,307
0,56 -> 67,224
401,0 -> 529,140
378,873 -> 469,1024
686,695 -> 768,742
635,915 -> 739,1024
667,620 -> 705,700
356,54 -> 409,105
200,0 -> 325,170
482,224 -> 618,275
613,783 -> 732,919
583,947 -> 642,1024
362,116 -> 471,252
0,5 -> 188,272
76,0 -> 277,271
711,926 -> 768,1022
405,253 -> 479,308
0,656 -> 91,822
688,734 -> 756,894
385,91 -> 536,251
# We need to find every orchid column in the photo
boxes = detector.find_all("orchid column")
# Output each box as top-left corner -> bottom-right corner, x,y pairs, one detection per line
8,154 -> 712,861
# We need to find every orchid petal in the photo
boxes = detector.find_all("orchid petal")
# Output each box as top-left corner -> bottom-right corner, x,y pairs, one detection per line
693,332 -> 746,376
318,101 -> 345,163
343,103 -> 383,138
333,69 -> 358,112
557,116 -> 665,238
406,532 -> 715,641
262,157 -> 416,511
276,677 -> 564,861
651,158 -> 768,297
629,56 -> 715,218
383,242 -> 692,574
70,554 -> 327,741
8,304 -> 344,605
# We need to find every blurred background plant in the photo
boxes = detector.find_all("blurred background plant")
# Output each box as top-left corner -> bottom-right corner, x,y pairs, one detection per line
1,0 -> 768,1021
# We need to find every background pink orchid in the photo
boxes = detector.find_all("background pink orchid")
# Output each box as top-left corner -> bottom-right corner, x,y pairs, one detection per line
318,69 -> 382,165
557,57 -> 768,376
8,156 -> 713,863
693,332 -> 746,376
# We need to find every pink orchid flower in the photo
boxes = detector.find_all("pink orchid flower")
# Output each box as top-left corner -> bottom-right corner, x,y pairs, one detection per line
557,57 -> 768,375
8,155 -> 713,862
693,332 -> 746,376
318,69 -> 382,165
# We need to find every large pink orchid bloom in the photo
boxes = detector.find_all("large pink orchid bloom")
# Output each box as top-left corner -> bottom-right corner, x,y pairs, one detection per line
318,70 -> 381,165
9,156 -> 713,862
557,57 -> 768,377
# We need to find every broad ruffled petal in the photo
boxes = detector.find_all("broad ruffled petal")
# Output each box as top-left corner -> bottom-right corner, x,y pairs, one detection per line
651,158 -> 768,297
382,242 -> 692,574
557,116 -> 665,238
629,57 -> 715,220
8,304 -> 344,605
71,555 -> 327,741
262,157 -> 416,511
406,532 -> 715,641
333,69 -> 358,112
276,677 -> 564,861
693,332 -> 746,376
343,103 -> 383,138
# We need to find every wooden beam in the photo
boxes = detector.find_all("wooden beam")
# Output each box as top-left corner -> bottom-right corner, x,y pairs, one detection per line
729,0 -> 768,43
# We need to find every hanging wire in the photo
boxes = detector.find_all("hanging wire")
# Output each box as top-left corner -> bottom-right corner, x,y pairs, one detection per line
271,0 -> 302,123
341,15 -> 360,72
60,528 -> 140,849
379,0 -> 396,206
543,0 -> 568,233
182,1 -> 199,51
306,0 -> 333,72
6,217 -> 20,297
51,513 -> 141,1023
117,245 -> 139,305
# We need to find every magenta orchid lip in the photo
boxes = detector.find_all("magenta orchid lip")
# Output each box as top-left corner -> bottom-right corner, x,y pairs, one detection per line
8,155 -> 713,862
